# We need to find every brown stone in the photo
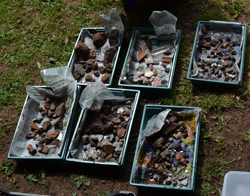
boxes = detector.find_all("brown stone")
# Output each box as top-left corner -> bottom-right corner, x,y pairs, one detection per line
82,134 -> 89,145
33,118 -> 43,123
53,117 -> 62,129
117,127 -> 126,139
160,149 -> 170,159
94,71 -> 100,77
74,41 -> 89,57
102,141 -> 116,154
105,154 -> 112,161
103,46 -> 117,66
173,143 -> 181,150
148,180 -> 157,184
104,121 -> 114,132
154,137 -> 164,146
55,103 -> 65,118
86,59 -> 96,65
26,133 -> 36,139
74,74 -> 81,81
92,32 -> 107,48
101,74 -> 110,84
182,152 -> 189,158
203,43 -> 211,49
48,130 -> 59,139
43,121 -> 51,131
153,69 -> 157,76
90,125 -> 105,134
138,72 -> 144,77
137,50 -> 147,62
146,39 -> 152,51
121,111 -> 130,116
85,75 -> 93,82
27,144 -> 36,155
40,145 -> 48,154
161,123 -> 178,136
99,114 -> 109,124
113,155 -> 119,160
86,63 -> 98,73
164,161 -> 171,169
50,103 -> 56,111
176,153 -> 182,160
162,57 -> 172,63
47,111 -> 54,118
99,66 -> 106,74
88,49 -> 96,59
31,122 -> 39,131
48,139 -> 60,146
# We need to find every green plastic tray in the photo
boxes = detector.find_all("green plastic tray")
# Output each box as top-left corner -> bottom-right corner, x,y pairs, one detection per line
7,86 -> 80,161
187,21 -> 247,87
118,27 -> 182,91
68,27 -> 124,87
66,88 -> 140,167
129,105 -> 201,191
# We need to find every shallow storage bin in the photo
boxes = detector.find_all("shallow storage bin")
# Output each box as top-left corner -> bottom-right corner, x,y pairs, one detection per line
66,88 -> 140,167
129,105 -> 201,191
187,21 -> 247,87
118,27 -> 181,91
68,27 -> 124,87
7,86 -> 80,161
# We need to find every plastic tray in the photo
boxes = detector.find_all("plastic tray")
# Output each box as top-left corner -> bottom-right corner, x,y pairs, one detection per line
187,21 -> 247,87
67,27 -> 124,87
7,86 -> 80,161
129,105 -> 201,191
66,88 -> 140,167
118,27 -> 182,91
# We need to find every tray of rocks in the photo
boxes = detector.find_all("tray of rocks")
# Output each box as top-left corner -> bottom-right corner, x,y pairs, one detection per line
7,86 -> 80,161
187,21 -> 247,86
118,27 -> 181,91
66,88 -> 140,167
130,105 -> 201,191
68,27 -> 123,87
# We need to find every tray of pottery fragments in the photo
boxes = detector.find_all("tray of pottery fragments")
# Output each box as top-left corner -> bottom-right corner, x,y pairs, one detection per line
119,27 -> 181,90
187,21 -> 247,86
8,86 -> 80,161
66,88 -> 140,166
130,105 -> 201,191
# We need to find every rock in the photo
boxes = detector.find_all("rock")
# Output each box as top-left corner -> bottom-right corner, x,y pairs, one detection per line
160,149 -> 170,159
26,133 -> 36,139
92,32 -> 107,48
161,123 -> 178,136
101,74 -> 110,84
146,39 -> 152,51
227,68 -> 233,73
183,132 -> 188,139
111,105 -> 118,112
53,117 -> 62,129
102,141 -> 116,154
153,69 -> 157,76
154,137 -> 165,146
182,152 -> 189,158
173,143 -> 181,150
121,111 -> 130,116
106,154 -> 112,161
49,103 -> 56,111
74,63 -> 86,76
37,128 -> 45,135
86,63 -> 98,73
85,75 -> 93,82
156,166 -> 164,174
55,103 -> 65,118
90,125 -> 105,134
31,122 -> 39,131
48,139 -> 60,146
83,146 -> 87,151
47,111 -> 54,118
99,114 -> 109,124
117,127 -> 126,138
74,74 -> 81,80
162,57 -> 172,63
169,138 -> 173,143
113,154 -> 119,160
91,151 -> 99,160
165,177 -> 172,185
88,49 -> 96,59
103,46 -> 117,66
145,70 -> 154,78
169,116 -> 178,123
176,153 -> 182,160
181,178 -> 188,186
99,66 -> 106,74
48,130 -> 59,139
27,144 -> 36,155
104,121 -> 114,132
203,43 -> 211,49
33,118 -> 43,123
44,137 -> 53,144
112,118 -> 121,124
96,142 -> 102,150
86,59 -> 96,65
109,28 -> 120,46
164,162 -> 172,169
82,134 -> 89,145
39,144 -> 48,154
94,71 -> 100,77
137,50 -> 147,62
44,102 -> 51,109
74,41 -> 89,57
90,141 -> 97,147
43,121 -> 51,131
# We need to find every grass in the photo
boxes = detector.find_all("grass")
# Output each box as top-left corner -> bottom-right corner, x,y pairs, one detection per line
1,0 -> 250,195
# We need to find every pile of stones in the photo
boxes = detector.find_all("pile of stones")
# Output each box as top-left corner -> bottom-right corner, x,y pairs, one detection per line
73,28 -> 120,84
141,115 -> 193,187
78,100 -> 133,163
26,98 -> 66,156
196,33 -> 241,82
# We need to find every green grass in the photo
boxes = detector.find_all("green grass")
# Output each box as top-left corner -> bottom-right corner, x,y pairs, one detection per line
71,174 -> 91,189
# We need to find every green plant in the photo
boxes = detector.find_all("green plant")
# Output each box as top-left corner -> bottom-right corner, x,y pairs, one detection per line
72,193 -> 77,196
214,116 -> 238,131
71,174 -> 91,189
226,0 -> 243,18
201,183 -> 217,196
0,160 -> 14,176
97,190 -> 112,196
24,169 -> 38,184
39,179 -> 50,188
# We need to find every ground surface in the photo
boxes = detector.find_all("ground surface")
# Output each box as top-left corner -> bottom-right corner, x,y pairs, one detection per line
1,0 -> 250,195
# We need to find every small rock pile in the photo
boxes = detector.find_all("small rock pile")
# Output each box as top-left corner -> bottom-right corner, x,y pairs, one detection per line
73,28 -> 120,84
78,100 -> 133,163
141,115 -> 193,187
26,98 -> 66,156
195,32 -> 241,82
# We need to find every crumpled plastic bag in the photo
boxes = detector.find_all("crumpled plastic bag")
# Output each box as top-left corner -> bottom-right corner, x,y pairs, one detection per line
149,10 -> 177,40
